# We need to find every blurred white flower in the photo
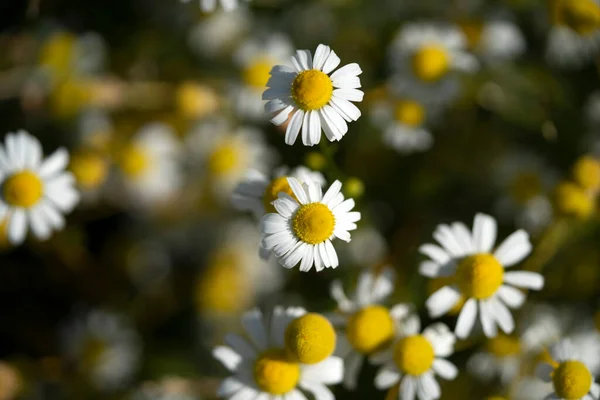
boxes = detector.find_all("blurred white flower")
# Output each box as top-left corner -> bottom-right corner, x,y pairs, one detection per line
460,20 -> 526,62
188,9 -> 250,56
182,0 -> 250,13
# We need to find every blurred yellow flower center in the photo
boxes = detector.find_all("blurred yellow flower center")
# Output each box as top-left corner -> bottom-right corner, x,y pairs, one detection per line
428,277 -> 465,315
573,156 -> 600,192
393,335 -> 435,376
555,182 -> 594,219
456,254 -> 504,299
3,171 -> 44,208
253,348 -> 300,394
70,152 -> 108,189
553,360 -> 592,399
118,145 -> 150,178
81,337 -> 107,371
284,313 -> 336,364
394,100 -> 425,127
243,59 -> 273,89
557,0 -> 600,35
39,33 -> 76,78
511,172 -> 542,204
291,70 -> 333,111
292,203 -> 335,245
176,82 -> 219,119
346,305 -> 395,354
485,334 -> 521,357
344,177 -> 365,198
460,21 -> 485,49
208,144 -> 239,176
412,45 -> 450,82
263,176 -> 295,213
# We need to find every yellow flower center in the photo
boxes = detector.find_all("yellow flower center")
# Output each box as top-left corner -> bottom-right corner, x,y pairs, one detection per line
176,82 -> 219,119
573,156 -> 600,192
394,100 -> 425,127
39,32 -> 76,79
208,143 -> 239,176
554,0 -> 600,35
243,59 -> 274,89
263,176 -> 295,213
553,360 -> 592,399
292,203 -> 336,245
485,334 -> 521,357
305,152 -> 326,171
412,45 -> 450,82
344,177 -> 365,199
118,145 -> 150,178
70,151 -> 108,189
428,277 -> 465,315
291,70 -> 333,111
510,172 -> 543,204
346,305 -> 395,354
253,348 -> 300,395
393,335 -> 435,376
460,21 -> 485,49
2,171 -> 44,208
555,182 -> 595,219
284,313 -> 336,364
455,254 -> 504,300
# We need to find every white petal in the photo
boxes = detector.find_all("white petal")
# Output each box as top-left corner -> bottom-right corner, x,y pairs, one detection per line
298,381 -> 334,400
271,106 -> 294,126
8,209 -> 27,245
455,298 -> 477,339
293,49 -> 313,71
301,356 -> 344,384
432,359 -> 458,380
489,298 -> 515,334
330,63 -> 362,82
343,353 -> 363,390
242,309 -> 268,350
535,363 -> 554,382
321,180 -> 342,206
285,110 -> 304,146
496,285 -> 526,309
28,206 -> 51,240
374,363 -> 401,389
39,148 -> 69,179
324,240 -> 338,268
480,300 -> 498,338
287,177 -> 309,204
472,213 -> 497,253
419,243 -> 451,265
333,88 -> 364,102
312,44 -> 331,71
330,97 -> 361,122
426,286 -> 461,318
308,110 -> 322,146
418,372 -> 441,399
212,346 -> 241,371
503,271 -> 544,290
224,334 -> 257,359
299,245 -> 315,271
493,230 -> 532,267
321,50 -> 341,74
400,376 -> 416,400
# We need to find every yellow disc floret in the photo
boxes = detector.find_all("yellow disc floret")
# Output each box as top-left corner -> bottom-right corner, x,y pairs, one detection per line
208,143 -> 239,176
412,45 -> 450,82
485,334 -> 521,357
176,82 -> 219,120
555,181 -> 595,219
291,70 -> 333,111
305,152 -> 327,171
70,151 -> 108,189
393,335 -> 435,376
573,156 -> 600,192
284,313 -> 336,364
553,360 -> 592,399
394,100 -> 425,127
253,348 -> 300,394
292,203 -> 335,245
118,144 -> 150,178
243,59 -> 273,89
263,176 -> 295,213
3,171 -> 44,208
456,254 -> 504,299
346,305 -> 395,354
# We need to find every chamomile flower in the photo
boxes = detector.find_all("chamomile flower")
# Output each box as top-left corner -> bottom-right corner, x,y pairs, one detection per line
263,44 -> 364,146
213,307 -> 343,400
232,166 -> 325,219
329,267 -> 417,389
188,9 -> 250,57
233,34 -> 293,120
371,97 -> 434,154
372,316 -> 458,400
535,339 -> 600,400
113,123 -> 182,208
182,0 -> 249,13
420,213 -> 544,339
0,130 -> 79,245
260,177 -> 361,272
459,19 -> 526,62
388,23 -> 478,105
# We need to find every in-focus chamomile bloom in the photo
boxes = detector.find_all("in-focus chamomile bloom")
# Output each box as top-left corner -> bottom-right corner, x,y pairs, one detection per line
213,307 -> 343,400
459,19 -> 526,62
421,213 -> 544,339
113,123 -> 182,208
232,166 -> 325,219
187,121 -> 274,200
372,316 -> 458,400
131,377 -> 198,400
0,130 -> 80,245
233,34 -> 293,120
263,44 -> 364,146
545,0 -> 600,69
468,334 -> 522,385
196,221 -> 282,316
330,267 -> 417,389
182,0 -> 249,13
260,177 -> 361,272
371,97 -> 434,154
535,339 -> 600,400
388,23 -> 478,105
62,310 -> 141,391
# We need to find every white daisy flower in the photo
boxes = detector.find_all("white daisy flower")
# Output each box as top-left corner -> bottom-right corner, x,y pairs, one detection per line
420,213 -> 544,339
388,23 -> 478,105
460,20 -> 526,62
372,316 -> 458,400
233,34 -> 293,120
187,120 -> 275,201
213,307 -> 343,400
263,44 -> 364,146
467,334 -> 522,385
341,226 -> 389,268
371,97 -> 434,154
0,130 -> 79,245
188,8 -> 250,57
260,177 -> 361,272
182,0 -> 249,12
329,267 -> 417,389
535,339 -> 600,400
113,123 -> 182,208
232,166 -> 326,219
62,309 -> 142,391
